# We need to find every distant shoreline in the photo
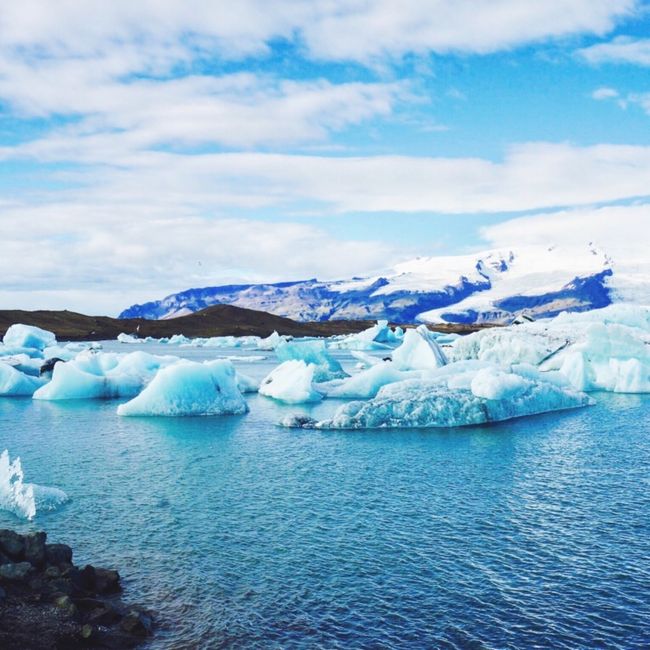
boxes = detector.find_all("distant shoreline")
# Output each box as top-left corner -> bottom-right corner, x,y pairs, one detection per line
0,305 -> 493,341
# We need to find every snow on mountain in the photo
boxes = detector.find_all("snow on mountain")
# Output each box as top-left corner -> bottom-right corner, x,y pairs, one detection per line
120,243 -> 644,324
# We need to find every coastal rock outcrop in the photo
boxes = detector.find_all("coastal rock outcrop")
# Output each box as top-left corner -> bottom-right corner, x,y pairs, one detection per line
0,529 -> 152,649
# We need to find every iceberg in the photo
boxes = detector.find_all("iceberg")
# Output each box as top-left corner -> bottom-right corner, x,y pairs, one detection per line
276,340 -> 347,381
259,360 -> 323,404
117,332 -> 141,344
325,362 -> 422,399
391,325 -> 448,371
2,324 -> 56,351
117,359 -> 248,417
0,450 -> 69,520
329,321 -> 399,350
282,362 -> 592,429
33,351 -> 177,400
257,331 -> 287,351
0,363 -> 46,396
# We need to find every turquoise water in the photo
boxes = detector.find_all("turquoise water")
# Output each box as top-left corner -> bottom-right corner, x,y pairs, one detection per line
0,344 -> 649,649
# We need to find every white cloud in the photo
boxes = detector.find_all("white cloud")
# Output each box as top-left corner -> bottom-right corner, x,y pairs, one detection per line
11,142 -> 649,215
0,1 -> 635,65
0,200 -> 405,314
578,35 -> 650,65
592,86 -> 619,100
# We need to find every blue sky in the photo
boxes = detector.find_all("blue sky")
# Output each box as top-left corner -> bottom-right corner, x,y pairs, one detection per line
1,1 -> 649,314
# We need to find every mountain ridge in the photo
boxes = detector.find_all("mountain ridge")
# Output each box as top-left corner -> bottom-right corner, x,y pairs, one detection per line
120,243 -> 645,324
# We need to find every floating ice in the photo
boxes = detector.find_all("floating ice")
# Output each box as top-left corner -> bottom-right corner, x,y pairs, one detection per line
117,333 -> 141,344
0,363 -> 46,396
391,325 -> 448,371
329,321 -> 399,350
258,331 -> 286,351
3,324 -> 56,351
33,351 -> 177,400
541,322 -> 650,393
0,450 -> 69,520
259,360 -> 323,404
325,362 -> 422,399
283,362 -> 591,429
276,340 -> 347,381
451,305 -> 650,393
117,359 -> 248,416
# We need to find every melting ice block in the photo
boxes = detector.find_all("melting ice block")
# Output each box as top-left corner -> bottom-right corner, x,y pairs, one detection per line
3,324 -> 56,351
259,360 -> 323,404
282,362 -> 592,429
391,325 -> 448,371
329,320 -> 401,350
33,351 -> 177,400
117,359 -> 248,416
276,340 -> 347,381
325,362 -> 422,399
0,363 -> 46,396
0,450 -> 68,520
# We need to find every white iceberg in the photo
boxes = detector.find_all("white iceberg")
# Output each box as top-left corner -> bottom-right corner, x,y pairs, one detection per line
0,450 -> 69,520
325,362 -> 422,399
276,340 -> 347,381
117,359 -> 248,417
391,325 -> 448,371
117,332 -> 141,344
259,360 -> 323,404
283,362 -> 592,429
329,320 -> 399,350
3,324 -> 56,351
0,363 -> 46,396
33,350 -> 177,400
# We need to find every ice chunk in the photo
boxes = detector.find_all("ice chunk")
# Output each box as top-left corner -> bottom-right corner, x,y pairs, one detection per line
283,362 -> 591,429
0,450 -> 69,520
3,324 -> 56,350
236,372 -> 260,393
276,340 -> 347,381
117,359 -> 248,416
258,331 -> 287,351
0,363 -> 46,396
326,363 -> 421,399
117,333 -> 141,344
541,322 -> 650,393
391,325 -> 448,370
259,360 -> 323,404
329,321 -> 398,350
33,351 -> 177,400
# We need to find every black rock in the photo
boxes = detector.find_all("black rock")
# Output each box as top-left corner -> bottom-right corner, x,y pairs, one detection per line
39,357 -> 63,377
0,529 -> 24,559
24,532 -> 47,568
0,561 -> 34,582
120,610 -> 152,637
94,567 -> 121,594
45,543 -> 73,566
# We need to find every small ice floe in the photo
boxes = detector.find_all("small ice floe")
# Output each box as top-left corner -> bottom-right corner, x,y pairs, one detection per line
117,359 -> 248,416
259,360 -> 323,404
0,450 -> 69,520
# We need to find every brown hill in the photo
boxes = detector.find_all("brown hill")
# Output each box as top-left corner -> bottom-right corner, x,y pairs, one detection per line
0,304 -> 491,342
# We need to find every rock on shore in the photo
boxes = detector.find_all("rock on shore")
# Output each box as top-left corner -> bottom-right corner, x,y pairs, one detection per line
0,529 -> 152,649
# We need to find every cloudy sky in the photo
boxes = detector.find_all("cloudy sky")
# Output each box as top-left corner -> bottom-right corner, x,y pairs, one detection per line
2,0 -> 650,314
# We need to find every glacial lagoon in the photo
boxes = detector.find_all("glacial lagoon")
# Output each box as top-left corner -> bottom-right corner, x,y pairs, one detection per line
1,341 -> 649,649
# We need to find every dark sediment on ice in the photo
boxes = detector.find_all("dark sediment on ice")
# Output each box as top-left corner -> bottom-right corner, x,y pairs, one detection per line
0,304 -> 494,341
0,529 -> 152,649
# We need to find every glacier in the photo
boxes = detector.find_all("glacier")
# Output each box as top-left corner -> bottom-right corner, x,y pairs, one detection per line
117,360 -> 248,417
119,243 -> 641,325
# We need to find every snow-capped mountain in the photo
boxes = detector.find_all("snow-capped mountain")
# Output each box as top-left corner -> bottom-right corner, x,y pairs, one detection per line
120,243 -> 648,324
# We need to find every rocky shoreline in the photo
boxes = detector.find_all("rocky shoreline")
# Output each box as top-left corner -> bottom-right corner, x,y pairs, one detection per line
0,529 -> 152,649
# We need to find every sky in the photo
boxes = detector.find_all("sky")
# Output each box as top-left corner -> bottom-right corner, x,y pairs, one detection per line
1,0 -> 650,315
